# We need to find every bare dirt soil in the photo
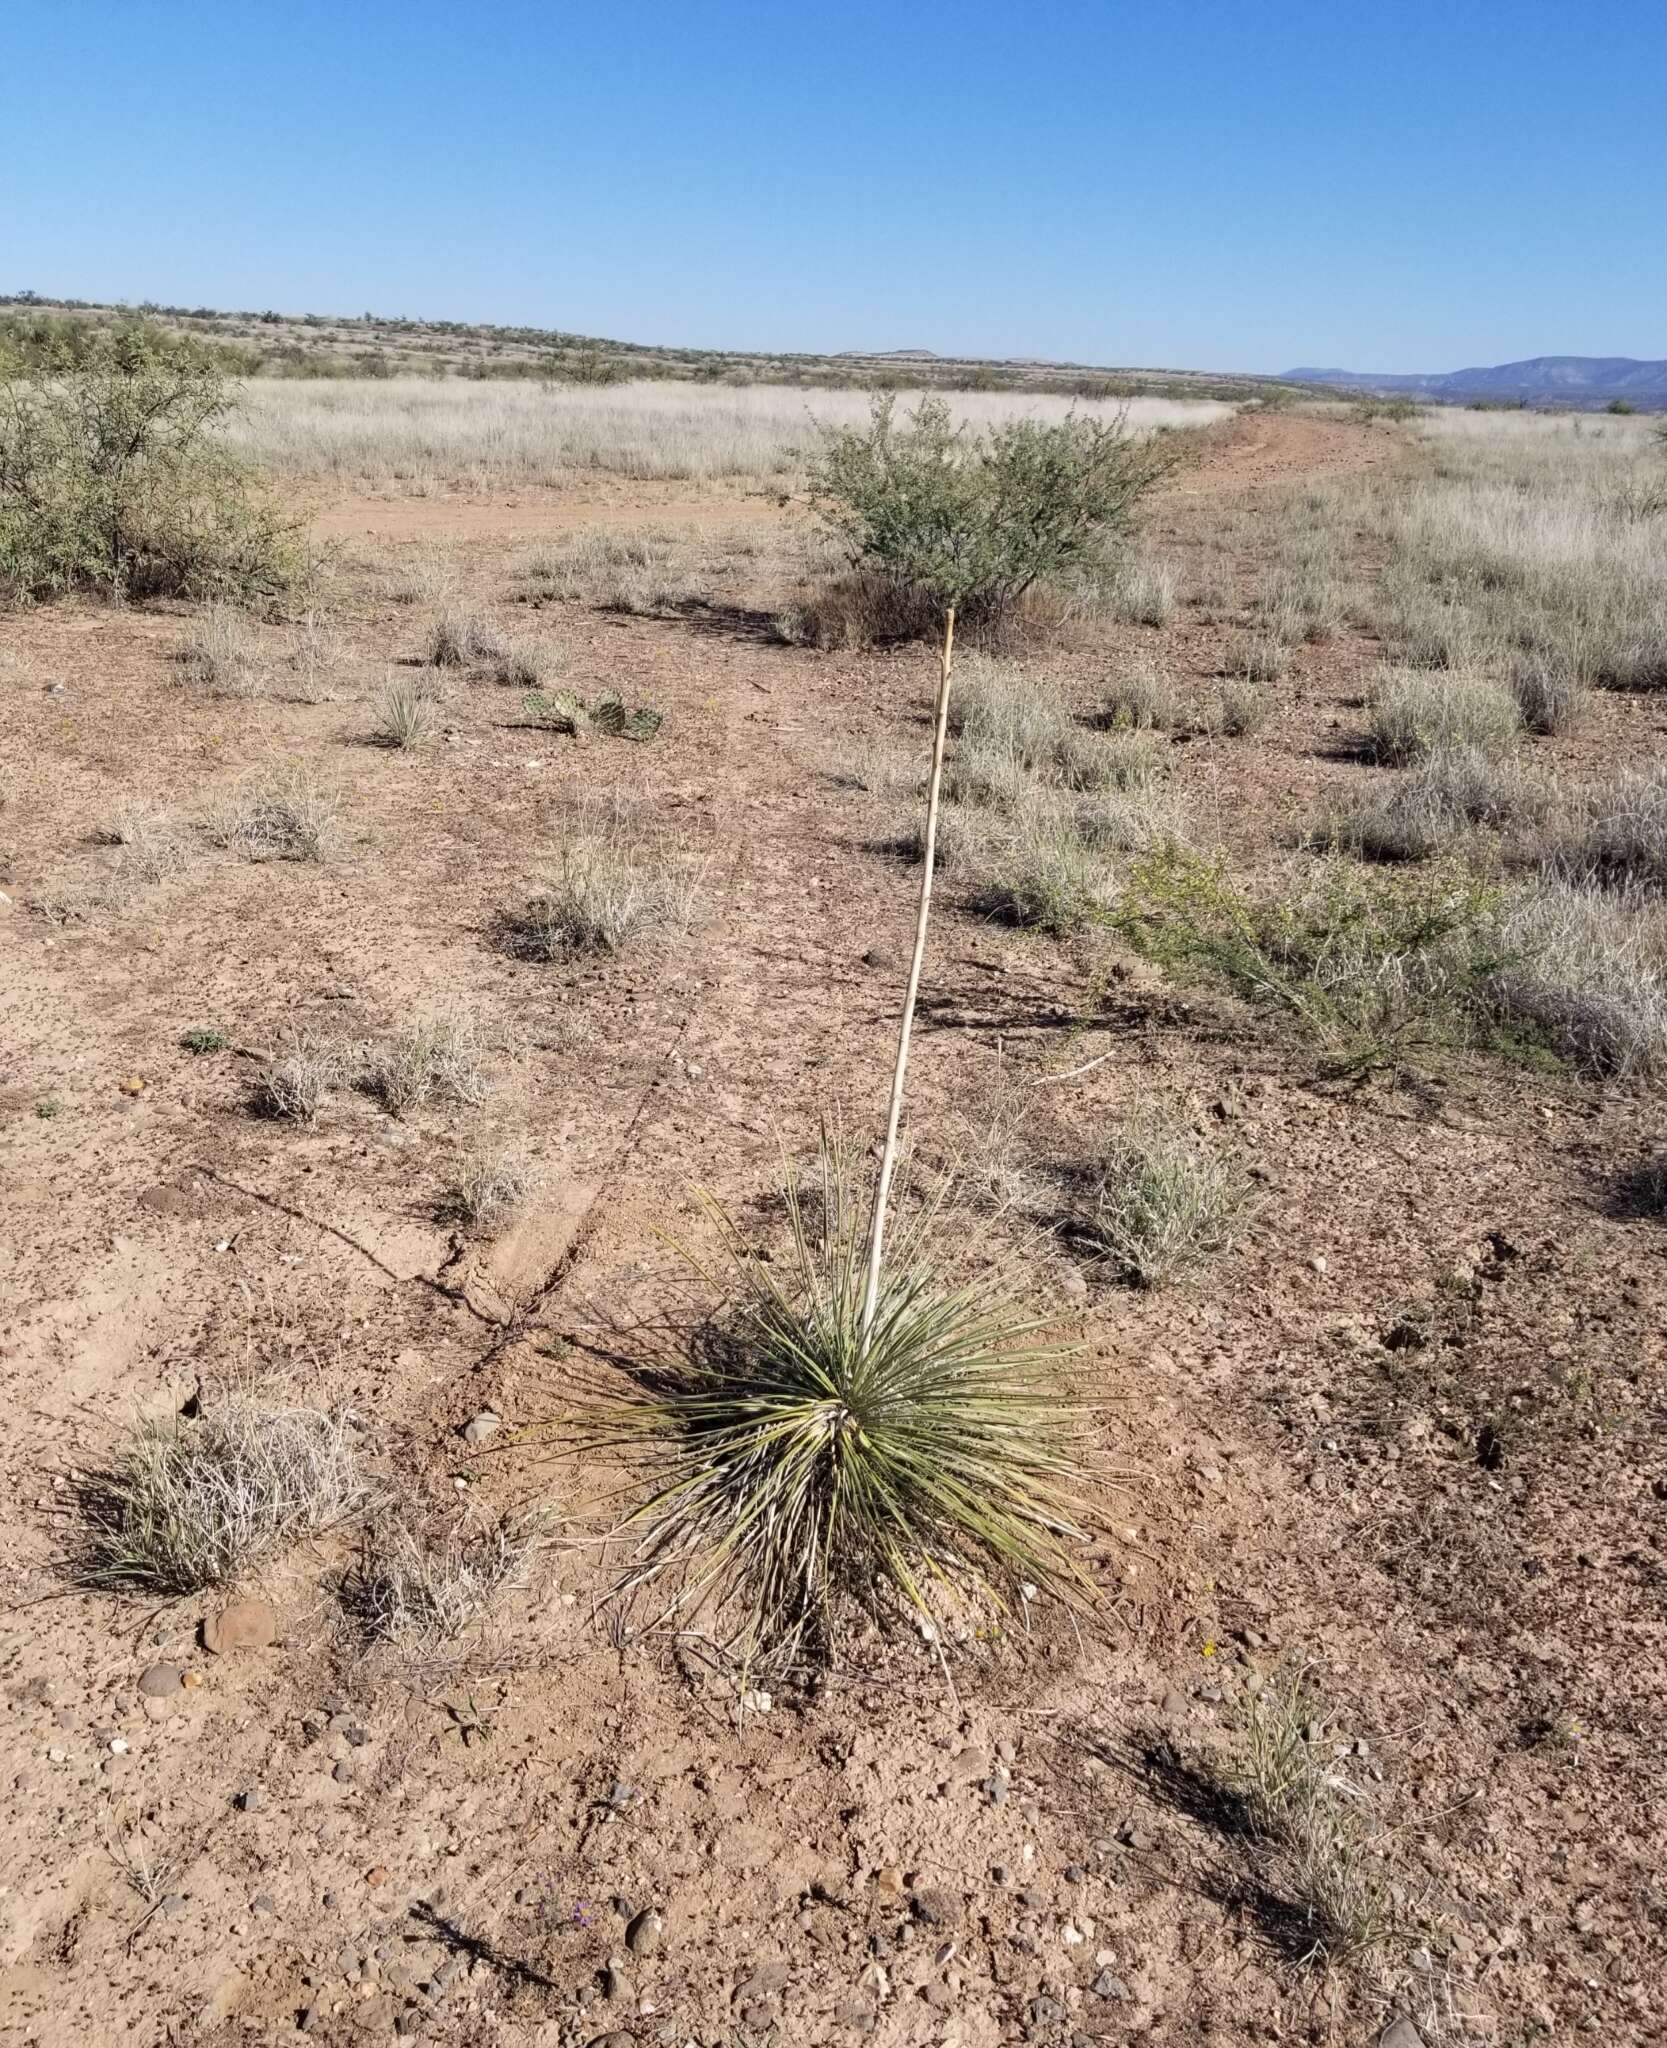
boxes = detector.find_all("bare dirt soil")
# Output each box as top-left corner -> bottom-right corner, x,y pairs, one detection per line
1,413 -> 1662,2048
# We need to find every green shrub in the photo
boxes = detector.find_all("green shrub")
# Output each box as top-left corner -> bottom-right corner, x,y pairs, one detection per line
808,394 -> 1174,638
1116,847 -> 1512,1073
0,319 -> 297,603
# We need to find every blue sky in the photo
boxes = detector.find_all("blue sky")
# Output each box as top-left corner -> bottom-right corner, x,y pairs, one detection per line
4,1 -> 1663,373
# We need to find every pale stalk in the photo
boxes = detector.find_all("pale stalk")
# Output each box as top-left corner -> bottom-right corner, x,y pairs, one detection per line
860,607 -> 956,1346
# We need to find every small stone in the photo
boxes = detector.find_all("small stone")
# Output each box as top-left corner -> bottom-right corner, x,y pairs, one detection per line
251,1894 -> 277,1916
1159,1686 -> 1186,1719
180,1669 -> 205,1691
911,1887 -> 961,1929
874,1866 -> 905,1898
602,1961 -> 633,2004
1092,1970 -> 1128,2000
461,1412 -> 501,1446
1064,1864 -> 1086,1884
203,1600 -> 277,1655
1029,1996 -> 1065,2025
586,2033 -> 636,2048
160,1893 -> 187,1917
1058,1266 -> 1089,1303
1379,2023 -> 1425,2048
624,1907 -> 662,1956
138,1663 -> 183,1698
991,1864 -> 1011,1886
334,1759 -> 356,1785
365,1866 -> 389,1887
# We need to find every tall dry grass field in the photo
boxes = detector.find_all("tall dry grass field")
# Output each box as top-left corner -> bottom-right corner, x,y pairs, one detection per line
222,377 -> 1235,487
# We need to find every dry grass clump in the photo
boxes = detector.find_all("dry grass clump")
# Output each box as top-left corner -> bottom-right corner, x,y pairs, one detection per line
178,604 -> 261,696
519,529 -> 699,613
425,606 -> 507,668
379,546 -> 453,608
574,1140 -> 1091,1666
96,803 -> 190,886
210,762 -> 338,862
1080,1111 -> 1254,1285
1234,1669 -> 1400,1969
1333,745 -> 1547,862
348,1515 -> 529,1648
1509,651 -> 1587,736
1486,881 -> 1667,1078
1102,657 -> 1182,732
447,1140 -> 535,1231
1213,680 -> 1271,737
1566,764 -> 1667,890
362,1012 -> 490,1114
1072,786 -> 1186,854
82,1398 -> 361,1593
287,609 -> 342,701
252,1029 -> 348,1121
371,672 -> 445,749
1106,552 -> 1178,627
504,820 -> 695,960
1366,666 -> 1521,764
493,638 -> 560,687
1226,631 -> 1291,684
971,809 -> 1115,937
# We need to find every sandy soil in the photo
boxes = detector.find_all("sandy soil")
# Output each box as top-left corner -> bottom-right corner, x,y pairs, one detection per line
1,413 -> 1662,2048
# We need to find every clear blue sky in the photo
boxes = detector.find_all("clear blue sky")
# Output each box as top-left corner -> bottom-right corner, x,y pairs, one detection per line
4,0 -> 1663,374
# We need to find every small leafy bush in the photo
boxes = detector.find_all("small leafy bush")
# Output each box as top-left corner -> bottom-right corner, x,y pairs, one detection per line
0,320 -> 298,603
808,394 -> 1174,638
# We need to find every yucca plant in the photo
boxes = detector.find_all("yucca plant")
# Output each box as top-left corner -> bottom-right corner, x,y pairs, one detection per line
585,1140 -> 1091,1666
577,611 -> 1094,1668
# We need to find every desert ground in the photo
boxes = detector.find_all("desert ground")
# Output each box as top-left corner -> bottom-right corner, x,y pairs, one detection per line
2,381 -> 1664,2048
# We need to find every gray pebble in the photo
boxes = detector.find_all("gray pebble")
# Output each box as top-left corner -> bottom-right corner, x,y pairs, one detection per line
1092,1969 -> 1129,2000
237,1789 -> 263,1812
250,1894 -> 277,1916
1380,2024 -> 1425,2048
624,1907 -> 662,1955
160,1893 -> 187,1916
138,1664 -> 183,1699
461,1412 -> 501,1446
333,1759 -> 356,1784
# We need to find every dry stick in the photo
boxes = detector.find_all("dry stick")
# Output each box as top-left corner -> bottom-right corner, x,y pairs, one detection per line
859,606 -> 957,1347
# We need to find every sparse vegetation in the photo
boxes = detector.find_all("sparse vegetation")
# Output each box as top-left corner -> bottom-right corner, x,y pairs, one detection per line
362,1012 -> 489,1114
1233,1668 -> 1402,1969
426,606 -> 506,667
1366,666 -> 1522,764
1331,744 -> 1547,862
348,1515 -> 529,1648
253,1030 -> 346,1120
504,820 -> 694,959
521,688 -> 663,741
82,1397 -> 361,1593
1080,1111 -> 1254,1285
210,762 -> 337,861
492,638 -> 559,687
180,1026 -> 228,1054
178,604 -> 261,696
448,1140 -> 535,1230
1102,657 -> 1182,732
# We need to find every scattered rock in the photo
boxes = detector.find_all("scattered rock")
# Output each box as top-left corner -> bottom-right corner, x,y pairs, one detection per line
601,1961 -> 633,2004
1058,1266 -> 1089,1302
365,1866 -> 389,1887
624,1907 -> 662,1956
461,1412 -> 501,1446
874,1866 -> 905,1897
139,1663 -> 184,1698
1380,2023 -> 1425,2048
203,1600 -> 277,1655
1159,1686 -> 1186,1719
250,1894 -> 277,1916
333,1760 -> 356,1785
1092,1970 -> 1129,2000
586,2034 -> 635,2048
910,1887 -> 961,1929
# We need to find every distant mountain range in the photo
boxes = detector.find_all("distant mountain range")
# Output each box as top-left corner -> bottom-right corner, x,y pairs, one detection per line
1284,356 -> 1667,409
